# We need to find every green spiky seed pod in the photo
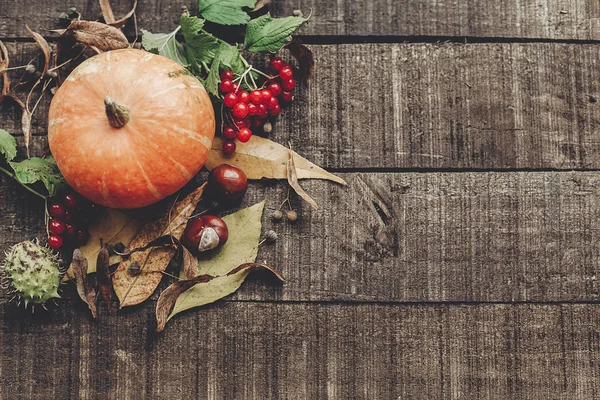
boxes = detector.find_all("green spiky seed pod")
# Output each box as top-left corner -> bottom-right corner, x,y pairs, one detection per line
2,240 -> 61,308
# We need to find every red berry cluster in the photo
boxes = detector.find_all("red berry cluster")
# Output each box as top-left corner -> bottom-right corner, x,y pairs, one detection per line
46,192 -> 93,250
219,56 -> 296,154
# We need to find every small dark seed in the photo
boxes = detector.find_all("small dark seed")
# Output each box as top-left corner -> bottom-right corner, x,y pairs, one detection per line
128,262 -> 141,276
114,242 -> 126,253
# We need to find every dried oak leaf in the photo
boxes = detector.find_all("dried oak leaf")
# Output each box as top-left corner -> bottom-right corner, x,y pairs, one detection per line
207,137 -> 346,185
96,247 -> 113,309
161,263 -> 283,333
62,20 -> 129,52
25,25 -> 51,76
0,39 -> 10,99
64,208 -> 142,281
285,39 -> 314,81
100,0 -> 138,29
70,249 -> 97,318
286,150 -> 318,210
113,183 -> 207,308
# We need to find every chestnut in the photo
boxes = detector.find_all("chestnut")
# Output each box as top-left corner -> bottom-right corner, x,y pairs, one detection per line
183,215 -> 229,253
208,164 -> 248,202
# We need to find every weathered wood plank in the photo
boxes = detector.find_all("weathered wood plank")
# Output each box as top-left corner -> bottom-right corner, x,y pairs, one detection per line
0,301 -> 598,400
1,0 -> 599,40
3,42 -> 600,170
3,160 -> 600,303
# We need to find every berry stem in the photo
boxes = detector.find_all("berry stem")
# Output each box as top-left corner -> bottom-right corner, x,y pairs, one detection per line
0,166 -> 48,200
251,67 -> 275,80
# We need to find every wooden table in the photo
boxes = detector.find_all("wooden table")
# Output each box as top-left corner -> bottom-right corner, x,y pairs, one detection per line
1,1 -> 600,398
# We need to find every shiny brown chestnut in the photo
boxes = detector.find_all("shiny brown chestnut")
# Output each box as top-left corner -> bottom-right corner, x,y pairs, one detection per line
183,215 -> 229,253
208,164 -> 248,202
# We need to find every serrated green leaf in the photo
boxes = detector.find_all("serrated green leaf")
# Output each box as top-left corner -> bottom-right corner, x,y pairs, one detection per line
0,129 -> 17,162
198,0 -> 256,25
9,156 -> 66,196
141,28 -> 187,65
244,13 -> 307,53
179,15 -> 220,70
169,201 -> 265,318
204,42 -> 242,96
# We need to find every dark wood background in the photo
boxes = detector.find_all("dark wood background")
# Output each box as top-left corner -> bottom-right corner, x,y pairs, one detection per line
1,1 -> 600,398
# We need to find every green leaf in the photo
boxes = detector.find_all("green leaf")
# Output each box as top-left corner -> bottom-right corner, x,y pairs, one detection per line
197,0 -> 256,26
9,156 -> 66,196
244,13 -> 307,53
141,28 -> 187,65
179,15 -> 220,70
169,201 -> 265,317
204,42 -> 242,96
0,129 -> 17,162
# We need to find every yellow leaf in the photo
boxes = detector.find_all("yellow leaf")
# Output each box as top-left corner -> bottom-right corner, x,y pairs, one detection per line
206,137 -> 346,185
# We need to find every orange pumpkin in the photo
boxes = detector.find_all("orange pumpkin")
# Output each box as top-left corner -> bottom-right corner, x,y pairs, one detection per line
48,49 -> 215,209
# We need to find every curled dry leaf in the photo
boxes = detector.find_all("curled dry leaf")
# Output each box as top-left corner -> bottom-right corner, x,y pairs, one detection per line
207,137 -> 346,185
70,249 -> 97,318
113,183 -> 207,308
25,25 -> 51,76
127,235 -> 199,279
286,151 -> 318,210
285,39 -> 314,81
163,263 -> 283,332
0,39 -> 10,99
64,208 -> 142,281
252,0 -> 271,12
62,20 -> 129,52
96,247 -> 113,309
155,274 -> 214,332
100,0 -> 139,29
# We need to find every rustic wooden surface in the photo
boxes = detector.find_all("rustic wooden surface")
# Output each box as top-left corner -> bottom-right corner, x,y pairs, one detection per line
1,0 -> 600,399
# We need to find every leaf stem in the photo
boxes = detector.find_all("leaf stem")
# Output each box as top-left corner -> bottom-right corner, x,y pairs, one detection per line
0,165 -> 47,200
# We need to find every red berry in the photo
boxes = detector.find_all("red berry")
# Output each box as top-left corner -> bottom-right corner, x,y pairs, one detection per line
223,126 -> 237,139
219,79 -> 234,93
241,117 -> 252,128
232,102 -> 249,119
237,127 -> 252,143
223,92 -> 237,108
260,89 -> 272,104
233,118 -> 251,129
252,117 -> 267,128
267,96 -> 279,110
48,203 -> 65,218
223,140 -> 236,154
76,229 -> 88,245
268,82 -> 282,97
250,90 -> 262,105
281,78 -> 296,91
270,57 -> 285,72
64,210 -> 74,223
257,104 -> 268,118
232,82 -> 240,93
238,91 -> 250,103
247,103 -> 258,116
281,91 -> 293,102
48,235 -> 63,249
65,224 -> 76,236
268,104 -> 281,117
220,70 -> 234,81
280,65 -> 293,80
49,219 -> 66,235
63,193 -> 79,208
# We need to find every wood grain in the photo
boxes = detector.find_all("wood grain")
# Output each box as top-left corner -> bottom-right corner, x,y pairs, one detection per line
0,0 -> 599,40
3,42 -> 600,170
0,301 -> 598,400
4,158 -> 600,303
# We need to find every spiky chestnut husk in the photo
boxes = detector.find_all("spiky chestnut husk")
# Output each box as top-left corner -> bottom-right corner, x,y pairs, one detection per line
2,240 -> 61,308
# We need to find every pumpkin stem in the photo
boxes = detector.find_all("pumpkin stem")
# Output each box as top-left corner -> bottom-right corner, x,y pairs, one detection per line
104,96 -> 131,129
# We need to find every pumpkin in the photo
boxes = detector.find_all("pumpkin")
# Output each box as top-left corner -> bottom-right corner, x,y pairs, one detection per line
48,48 -> 215,209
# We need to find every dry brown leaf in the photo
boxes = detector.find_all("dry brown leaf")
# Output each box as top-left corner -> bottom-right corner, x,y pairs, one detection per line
113,183 -> 207,308
127,235 -> 198,279
286,39 -> 314,81
71,249 -> 97,318
62,20 -> 129,52
252,0 -> 271,11
96,247 -> 113,309
100,0 -> 138,29
155,274 -> 214,333
21,108 -> 31,158
25,25 -> 51,76
286,151 -> 318,210
207,137 -> 346,185
0,39 -> 10,99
